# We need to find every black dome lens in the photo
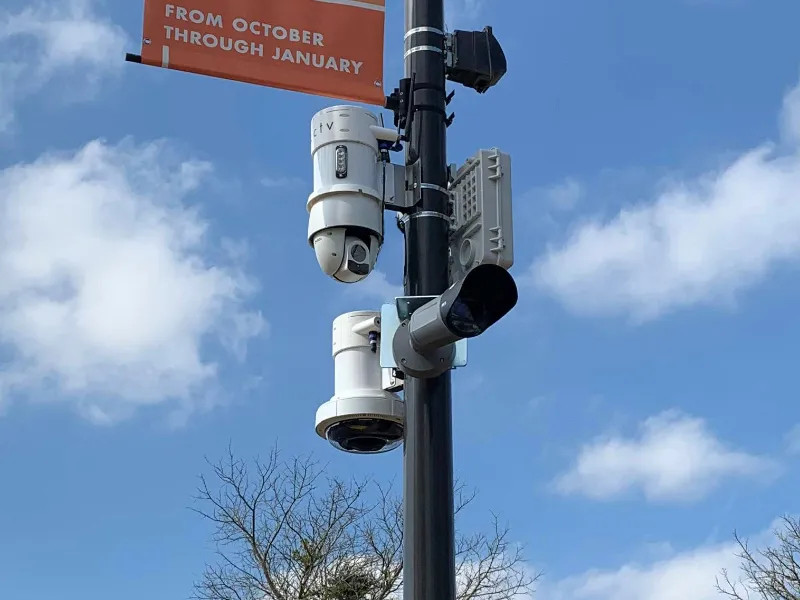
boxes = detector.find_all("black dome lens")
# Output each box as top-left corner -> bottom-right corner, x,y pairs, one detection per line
326,419 -> 404,454
347,437 -> 387,453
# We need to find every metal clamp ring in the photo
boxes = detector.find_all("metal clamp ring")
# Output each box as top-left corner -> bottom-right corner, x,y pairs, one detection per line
404,45 -> 444,59
404,26 -> 445,40
419,183 -> 450,195
399,211 -> 451,226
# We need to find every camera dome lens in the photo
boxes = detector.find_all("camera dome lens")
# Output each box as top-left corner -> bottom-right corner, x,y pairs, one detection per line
326,419 -> 403,454
350,243 -> 368,263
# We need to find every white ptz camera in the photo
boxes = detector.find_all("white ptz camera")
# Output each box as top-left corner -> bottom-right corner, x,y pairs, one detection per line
316,311 -> 405,454
307,105 -> 399,284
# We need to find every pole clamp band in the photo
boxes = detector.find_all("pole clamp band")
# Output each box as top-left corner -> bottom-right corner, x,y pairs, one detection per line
400,211 -> 451,226
419,183 -> 450,195
405,26 -> 445,40
404,45 -> 444,59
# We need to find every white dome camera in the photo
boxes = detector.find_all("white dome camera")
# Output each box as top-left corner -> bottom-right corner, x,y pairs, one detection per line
316,311 -> 405,454
311,228 -> 381,284
307,106 -> 399,284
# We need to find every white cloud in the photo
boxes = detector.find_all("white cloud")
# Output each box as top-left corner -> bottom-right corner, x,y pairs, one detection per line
786,424 -> 800,455
0,139 -> 264,424
539,540 -> 741,600
0,0 -> 127,133
547,179 -> 584,212
446,0 -> 485,25
782,76 -> 800,145
344,270 -> 404,303
260,175 -> 305,190
532,75 -> 800,321
528,178 -> 584,212
539,520 -> 788,600
554,411 -> 777,502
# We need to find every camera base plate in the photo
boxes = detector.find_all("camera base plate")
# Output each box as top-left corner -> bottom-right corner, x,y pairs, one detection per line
392,321 -> 456,379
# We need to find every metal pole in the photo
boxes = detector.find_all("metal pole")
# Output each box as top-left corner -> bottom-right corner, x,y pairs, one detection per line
402,0 -> 456,599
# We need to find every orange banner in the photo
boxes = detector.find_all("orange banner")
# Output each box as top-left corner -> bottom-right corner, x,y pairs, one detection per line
139,0 -> 386,105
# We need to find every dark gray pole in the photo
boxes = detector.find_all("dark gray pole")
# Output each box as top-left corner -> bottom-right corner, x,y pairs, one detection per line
402,0 -> 456,599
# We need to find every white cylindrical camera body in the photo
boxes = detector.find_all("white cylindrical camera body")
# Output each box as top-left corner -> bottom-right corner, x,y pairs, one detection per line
333,312 -> 383,397
316,311 -> 404,454
308,106 -> 390,284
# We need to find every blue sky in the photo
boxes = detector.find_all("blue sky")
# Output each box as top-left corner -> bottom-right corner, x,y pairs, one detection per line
1,0 -> 799,599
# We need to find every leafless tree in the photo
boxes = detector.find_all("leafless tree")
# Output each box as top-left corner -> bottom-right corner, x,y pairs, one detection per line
193,447 -> 536,600
717,516 -> 800,600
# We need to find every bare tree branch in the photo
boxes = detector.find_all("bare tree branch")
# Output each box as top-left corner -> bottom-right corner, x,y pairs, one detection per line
194,449 -> 537,600
717,516 -> 800,600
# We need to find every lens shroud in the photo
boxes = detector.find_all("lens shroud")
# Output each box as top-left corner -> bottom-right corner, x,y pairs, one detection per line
441,264 -> 519,338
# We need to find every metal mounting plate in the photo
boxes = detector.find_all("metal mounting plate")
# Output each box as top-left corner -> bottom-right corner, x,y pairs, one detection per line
380,299 -> 468,369
392,320 -> 455,379
382,163 -> 411,211
396,296 -> 435,320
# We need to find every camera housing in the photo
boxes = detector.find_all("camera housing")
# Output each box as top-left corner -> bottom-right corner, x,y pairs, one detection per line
308,106 -> 398,284
392,264 -> 518,378
446,27 -> 507,93
316,311 -> 405,454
